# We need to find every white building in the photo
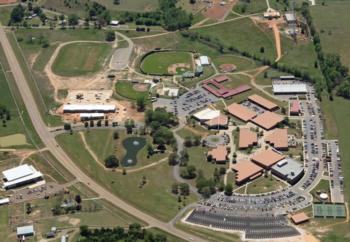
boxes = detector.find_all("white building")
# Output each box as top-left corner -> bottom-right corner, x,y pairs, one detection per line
2,164 -> 43,189
80,113 -> 104,121
17,225 -> 34,238
193,108 -> 220,121
272,83 -> 308,94
0,197 -> 10,205
110,20 -> 119,26
199,56 -> 210,66
63,104 -> 116,113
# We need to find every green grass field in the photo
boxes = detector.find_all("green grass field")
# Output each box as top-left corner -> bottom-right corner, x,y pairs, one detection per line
246,175 -> 286,194
212,54 -> 258,71
0,6 -> 13,26
0,38 -> 42,147
141,51 -> 193,75
52,42 -> 111,77
115,80 -> 149,100
56,132 -> 198,222
255,69 -> 289,85
97,0 -> 159,12
234,0 -> 267,14
192,18 -> 276,61
311,1 -> 350,68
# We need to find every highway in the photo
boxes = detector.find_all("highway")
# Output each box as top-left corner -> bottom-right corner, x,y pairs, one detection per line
0,27 -> 205,242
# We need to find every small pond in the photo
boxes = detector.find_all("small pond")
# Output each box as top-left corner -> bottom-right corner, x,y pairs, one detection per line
121,137 -> 146,167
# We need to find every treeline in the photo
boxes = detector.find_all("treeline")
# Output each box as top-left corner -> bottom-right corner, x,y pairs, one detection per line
180,31 -> 316,83
117,0 -> 192,31
301,2 -> 349,99
0,105 -> 11,127
78,223 -> 167,242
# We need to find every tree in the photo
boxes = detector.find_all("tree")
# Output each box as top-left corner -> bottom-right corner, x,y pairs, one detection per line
10,4 -> 25,24
179,183 -> 190,196
113,131 -> 119,139
105,31 -> 116,42
171,183 -> 179,194
68,14 -> 79,27
64,123 -> 71,131
75,195 -> 82,204
136,96 -> 146,112
168,153 -> 178,166
224,183 -> 233,196
104,155 -> 119,168
260,46 -> 265,53
180,165 -> 196,179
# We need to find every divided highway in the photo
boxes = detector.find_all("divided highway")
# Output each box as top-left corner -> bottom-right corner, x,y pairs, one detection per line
0,27 -> 205,242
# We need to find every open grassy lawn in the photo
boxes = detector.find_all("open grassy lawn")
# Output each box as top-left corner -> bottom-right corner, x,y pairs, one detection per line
56,132 -> 198,222
0,38 -> 42,147
246,175 -> 287,194
222,74 -> 251,89
311,1 -> 350,68
255,68 -> 289,85
115,80 -> 149,100
176,221 -> 241,242
192,18 -> 276,61
212,54 -> 258,71
0,6 -> 13,25
25,151 -> 75,184
52,42 -> 111,77
141,51 -> 193,75
84,130 -> 168,169
234,0 -> 268,14
280,38 -> 323,80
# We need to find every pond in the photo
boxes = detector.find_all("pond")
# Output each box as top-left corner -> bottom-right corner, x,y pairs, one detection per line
121,137 -> 146,167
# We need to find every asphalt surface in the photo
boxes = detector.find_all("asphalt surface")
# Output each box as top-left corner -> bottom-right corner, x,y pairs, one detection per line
0,27 -> 206,242
109,32 -> 134,70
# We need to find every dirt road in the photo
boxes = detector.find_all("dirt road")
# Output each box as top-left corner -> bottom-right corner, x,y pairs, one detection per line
0,27 -> 206,242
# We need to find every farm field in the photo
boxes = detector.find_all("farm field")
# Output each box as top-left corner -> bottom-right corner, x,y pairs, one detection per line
56,132 -> 198,222
52,42 -> 111,77
141,51 -> 193,75
115,80 -> 149,100
311,1 -> 350,68
192,18 -> 276,61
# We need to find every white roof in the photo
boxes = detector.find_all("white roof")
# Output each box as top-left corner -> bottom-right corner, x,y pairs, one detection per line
79,113 -> 104,118
273,84 -> 307,93
195,59 -> 202,67
164,88 -> 179,97
63,104 -> 116,112
0,198 -> 10,205
2,164 -> 35,182
193,108 -> 220,121
285,13 -> 296,22
3,171 -> 43,189
199,56 -> 210,65
110,20 -> 119,25
17,225 -> 34,236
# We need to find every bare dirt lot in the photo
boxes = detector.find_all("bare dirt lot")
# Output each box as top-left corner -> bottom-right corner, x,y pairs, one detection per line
0,0 -> 17,4
203,0 -> 236,21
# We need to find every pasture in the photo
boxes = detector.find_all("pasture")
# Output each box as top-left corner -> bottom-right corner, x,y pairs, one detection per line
311,1 -> 350,68
52,42 -> 111,77
96,0 -> 159,12
141,51 -> 193,75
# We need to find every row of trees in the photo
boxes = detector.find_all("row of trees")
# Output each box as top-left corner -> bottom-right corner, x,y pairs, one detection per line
79,223 -> 167,242
301,2 -> 349,99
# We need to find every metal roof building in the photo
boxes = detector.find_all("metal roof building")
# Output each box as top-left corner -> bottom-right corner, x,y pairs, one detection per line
193,108 -> 220,121
2,164 -> 43,189
273,84 -> 308,94
63,104 -> 116,113
17,225 -> 34,237
271,158 -> 304,184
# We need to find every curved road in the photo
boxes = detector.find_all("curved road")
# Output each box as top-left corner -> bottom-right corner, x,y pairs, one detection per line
0,27 -> 206,242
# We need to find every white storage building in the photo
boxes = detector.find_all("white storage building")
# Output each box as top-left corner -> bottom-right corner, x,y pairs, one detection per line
63,104 -> 116,113
199,56 -> 210,66
2,164 -> 43,189
80,113 -> 104,121
272,83 -> 308,94
17,225 -> 34,237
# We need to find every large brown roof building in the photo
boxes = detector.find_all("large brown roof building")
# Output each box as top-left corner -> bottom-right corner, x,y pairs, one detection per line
251,111 -> 284,130
208,145 -> 228,163
248,94 -> 279,111
251,149 -> 285,169
232,160 -> 263,185
239,128 -> 258,149
266,128 -> 288,150
227,103 -> 257,122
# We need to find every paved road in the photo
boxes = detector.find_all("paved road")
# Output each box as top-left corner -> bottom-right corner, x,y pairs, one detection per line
109,32 -> 134,70
0,27 -> 206,242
